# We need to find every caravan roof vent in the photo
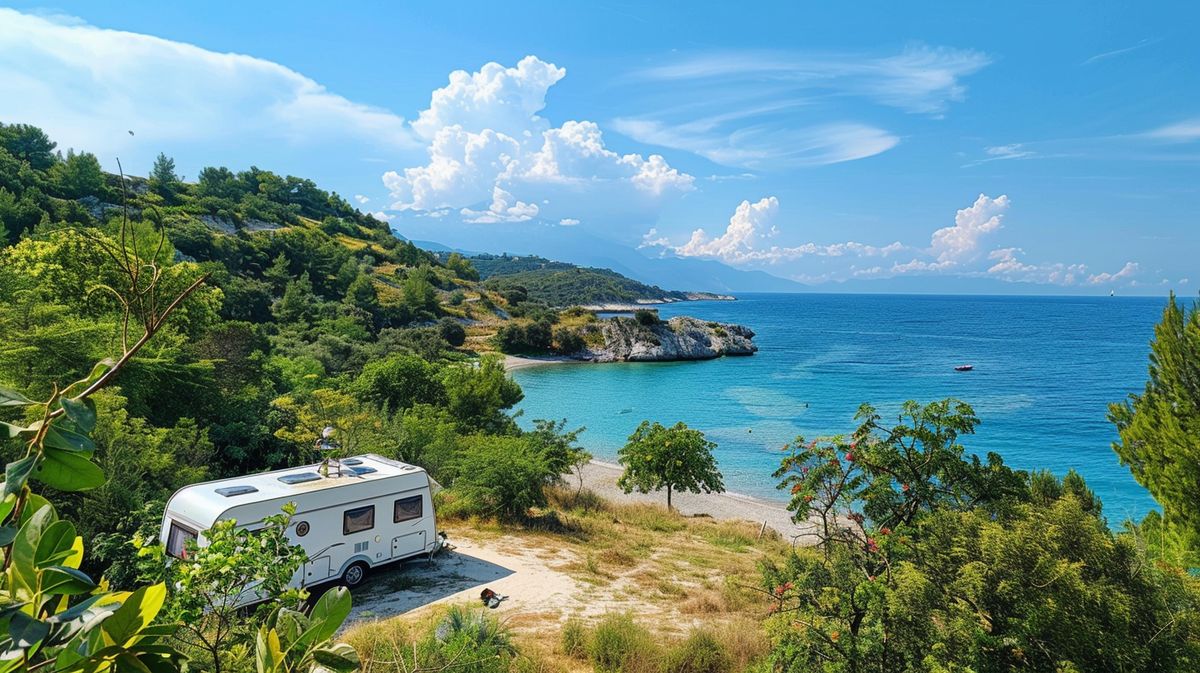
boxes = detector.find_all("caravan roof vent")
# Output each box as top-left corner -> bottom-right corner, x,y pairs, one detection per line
215,485 -> 258,497
341,458 -> 363,466
350,466 -> 377,476
278,472 -> 321,485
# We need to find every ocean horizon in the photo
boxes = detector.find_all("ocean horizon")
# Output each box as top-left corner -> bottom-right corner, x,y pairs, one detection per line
512,292 -> 1170,524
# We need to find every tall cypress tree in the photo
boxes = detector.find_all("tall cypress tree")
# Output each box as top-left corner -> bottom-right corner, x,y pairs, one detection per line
1110,293 -> 1200,556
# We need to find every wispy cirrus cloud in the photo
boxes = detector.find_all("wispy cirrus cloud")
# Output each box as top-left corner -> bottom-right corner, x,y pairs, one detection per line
964,117 -> 1200,167
613,44 -> 989,169
1140,118 -> 1200,143
1081,38 -> 1159,66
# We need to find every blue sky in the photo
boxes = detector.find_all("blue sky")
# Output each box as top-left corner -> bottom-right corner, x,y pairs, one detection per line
1,1 -> 1196,293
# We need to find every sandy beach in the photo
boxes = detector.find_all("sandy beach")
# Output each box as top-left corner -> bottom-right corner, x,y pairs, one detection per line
577,459 -> 809,538
503,354 -> 586,371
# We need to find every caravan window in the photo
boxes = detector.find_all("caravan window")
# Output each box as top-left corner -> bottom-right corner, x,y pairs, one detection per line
394,495 -> 423,523
166,521 -> 198,559
343,505 -> 375,535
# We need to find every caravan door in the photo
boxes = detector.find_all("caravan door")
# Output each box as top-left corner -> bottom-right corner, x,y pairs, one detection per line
391,531 -> 426,560
304,555 -> 334,585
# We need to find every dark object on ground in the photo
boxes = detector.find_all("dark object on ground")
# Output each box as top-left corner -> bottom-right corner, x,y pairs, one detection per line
480,587 -> 508,609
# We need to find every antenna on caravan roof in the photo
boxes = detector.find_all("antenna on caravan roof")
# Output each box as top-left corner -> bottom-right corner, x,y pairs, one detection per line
316,426 -> 343,477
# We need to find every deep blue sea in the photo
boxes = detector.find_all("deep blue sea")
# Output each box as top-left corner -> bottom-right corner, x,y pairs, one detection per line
512,293 -> 1168,523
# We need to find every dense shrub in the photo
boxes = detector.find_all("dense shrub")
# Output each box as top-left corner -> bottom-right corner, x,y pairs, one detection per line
493,320 -> 553,354
438,316 -> 467,347
588,613 -> 660,673
446,435 -> 554,518
561,618 -> 588,658
553,325 -> 586,354
665,630 -> 731,673
634,308 -> 660,326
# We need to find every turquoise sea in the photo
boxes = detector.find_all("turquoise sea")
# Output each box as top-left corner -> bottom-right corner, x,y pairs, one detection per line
512,293 -> 1168,523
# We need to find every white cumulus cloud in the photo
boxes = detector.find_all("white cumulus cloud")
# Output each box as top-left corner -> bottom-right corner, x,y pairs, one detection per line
929,194 -> 1010,264
383,56 -> 693,223
664,197 -> 903,265
1088,262 -> 1140,285
460,186 -> 539,223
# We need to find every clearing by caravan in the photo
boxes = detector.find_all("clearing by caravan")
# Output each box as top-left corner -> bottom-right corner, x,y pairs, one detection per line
160,454 -> 442,593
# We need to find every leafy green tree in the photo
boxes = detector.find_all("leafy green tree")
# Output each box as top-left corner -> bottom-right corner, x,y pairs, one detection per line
273,271 -> 320,323
343,272 -> 380,319
49,149 -> 105,199
335,256 -> 360,293
1110,293 -> 1200,562
527,419 -> 590,494
445,252 -> 479,281
401,265 -> 439,317
148,152 -> 180,198
440,355 -> 523,433
272,387 -> 403,462
617,421 -> 724,511
0,122 -> 57,170
352,353 -> 446,412
195,165 -> 244,201
553,325 -> 586,354
264,252 -> 293,294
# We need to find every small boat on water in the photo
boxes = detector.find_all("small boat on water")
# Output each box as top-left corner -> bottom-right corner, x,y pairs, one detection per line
954,364 -> 974,372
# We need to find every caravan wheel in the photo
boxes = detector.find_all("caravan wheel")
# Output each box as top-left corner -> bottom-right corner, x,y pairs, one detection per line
342,561 -> 368,588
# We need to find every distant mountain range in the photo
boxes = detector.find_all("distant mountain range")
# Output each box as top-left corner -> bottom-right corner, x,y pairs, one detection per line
403,224 -> 806,294
402,223 -> 1159,297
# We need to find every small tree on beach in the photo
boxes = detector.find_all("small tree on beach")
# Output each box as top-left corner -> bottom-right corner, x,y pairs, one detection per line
616,421 -> 724,511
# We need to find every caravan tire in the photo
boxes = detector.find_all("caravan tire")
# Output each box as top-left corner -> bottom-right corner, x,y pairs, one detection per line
342,562 -> 368,588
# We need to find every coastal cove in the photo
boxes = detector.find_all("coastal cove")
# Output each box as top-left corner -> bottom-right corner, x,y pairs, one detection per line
512,292 -> 1168,523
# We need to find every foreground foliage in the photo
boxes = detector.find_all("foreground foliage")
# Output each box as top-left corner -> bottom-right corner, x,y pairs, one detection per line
1110,292 -> 1200,566
765,399 -> 1200,673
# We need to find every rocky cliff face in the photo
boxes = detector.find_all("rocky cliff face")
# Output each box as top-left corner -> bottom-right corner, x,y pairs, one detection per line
574,316 -> 756,362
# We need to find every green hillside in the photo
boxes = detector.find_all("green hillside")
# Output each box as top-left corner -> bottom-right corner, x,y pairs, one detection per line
462,253 -> 691,306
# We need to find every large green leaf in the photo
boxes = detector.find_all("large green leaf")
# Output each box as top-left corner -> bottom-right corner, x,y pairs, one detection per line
18,493 -> 51,527
58,398 -> 96,433
101,583 -> 166,647
3,456 -> 37,498
40,566 -> 96,596
0,386 -> 33,408
256,626 -> 284,673
8,611 -> 49,648
1,421 -> 34,440
33,449 -> 104,492
34,520 -> 77,567
43,422 -> 96,454
0,527 -> 16,547
306,586 -> 352,645
10,504 -> 55,593
311,643 -> 360,672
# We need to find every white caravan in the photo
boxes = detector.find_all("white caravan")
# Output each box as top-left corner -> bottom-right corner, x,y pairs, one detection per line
160,454 -> 440,591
